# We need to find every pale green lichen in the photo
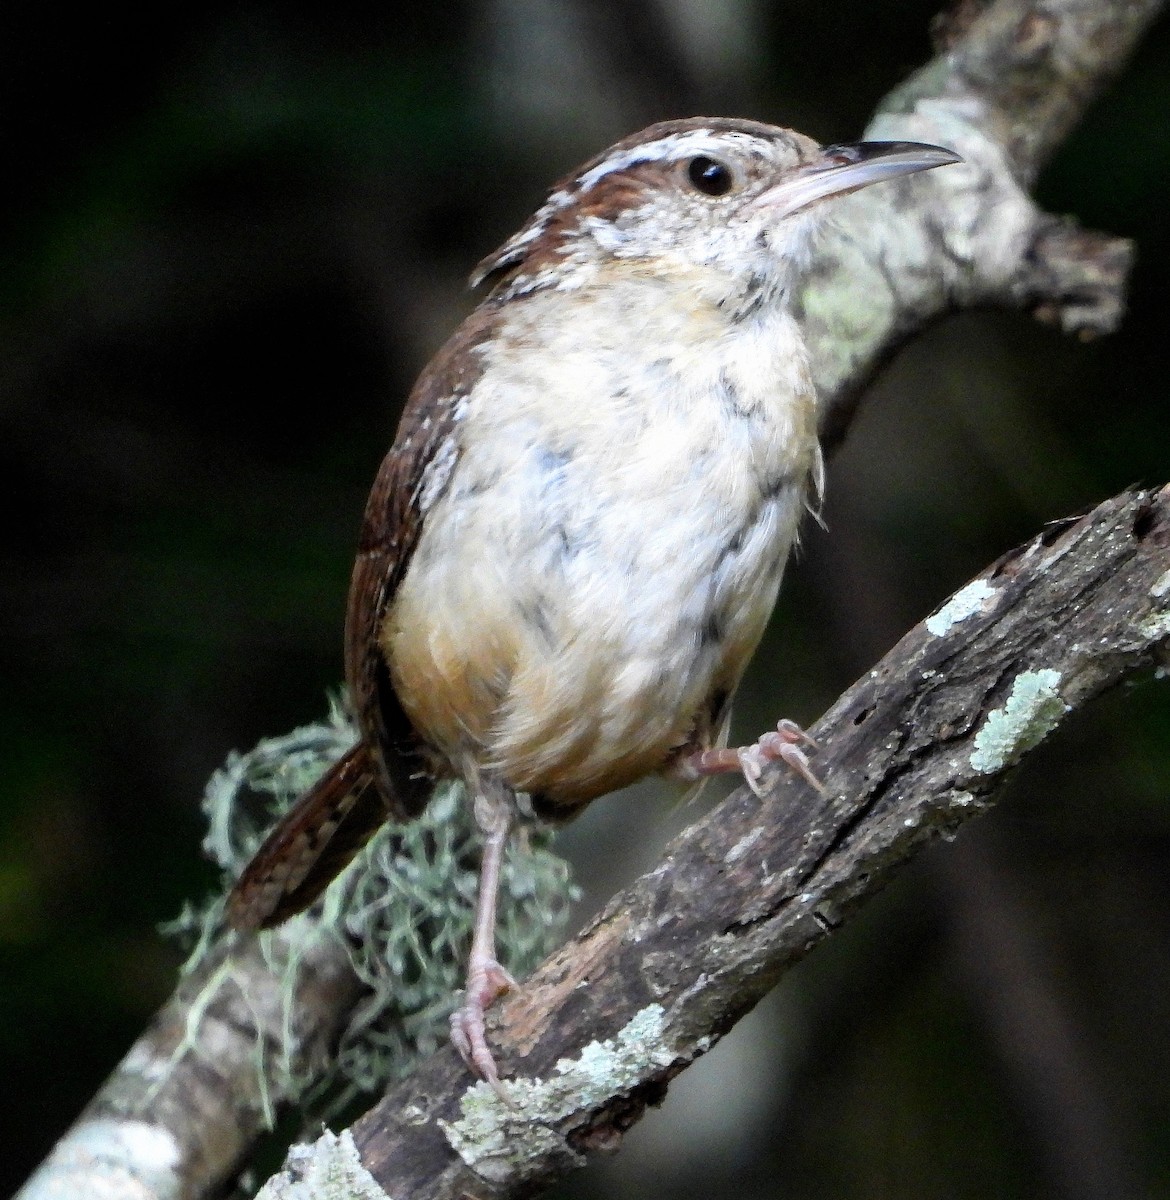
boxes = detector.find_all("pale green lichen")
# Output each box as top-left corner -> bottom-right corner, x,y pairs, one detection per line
1137,576 -> 1170,643
799,227 -> 896,399
925,579 -> 997,636
1138,609 -> 1170,642
167,698 -> 578,1121
440,1005 -> 676,1182
1142,571 -> 1170,641
969,669 -> 1069,774
253,1129 -> 388,1200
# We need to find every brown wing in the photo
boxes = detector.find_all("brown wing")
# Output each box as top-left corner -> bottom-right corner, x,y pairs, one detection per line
227,305 -> 501,930
344,304 -> 500,818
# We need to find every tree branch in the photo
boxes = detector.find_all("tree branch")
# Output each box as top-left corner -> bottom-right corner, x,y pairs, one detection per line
806,0 -> 1159,446
15,922 -> 365,1200
260,484 -> 1170,1199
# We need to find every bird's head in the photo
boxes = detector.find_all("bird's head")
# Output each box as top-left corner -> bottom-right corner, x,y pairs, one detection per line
472,116 -> 960,309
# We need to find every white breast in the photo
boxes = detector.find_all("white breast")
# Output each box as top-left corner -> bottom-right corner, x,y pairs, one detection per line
385,266 -> 819,806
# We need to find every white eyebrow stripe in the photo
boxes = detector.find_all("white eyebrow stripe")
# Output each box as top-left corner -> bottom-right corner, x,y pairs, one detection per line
473,125 -> 791,287
528,129 -> 769,235
574,129 -> 744,192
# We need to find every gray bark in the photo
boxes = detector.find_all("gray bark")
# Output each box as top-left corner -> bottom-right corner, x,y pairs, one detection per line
270,484 -> 1170,1200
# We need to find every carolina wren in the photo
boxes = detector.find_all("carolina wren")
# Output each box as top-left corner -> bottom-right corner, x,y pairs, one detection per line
227,117 -> 959,1092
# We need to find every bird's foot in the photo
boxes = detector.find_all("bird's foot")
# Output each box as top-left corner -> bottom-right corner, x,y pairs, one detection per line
450,954 -> 518,1103
676,718 -> 823,796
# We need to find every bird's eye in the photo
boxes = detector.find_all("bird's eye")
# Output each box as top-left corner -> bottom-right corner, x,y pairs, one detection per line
686,156 -> 734,197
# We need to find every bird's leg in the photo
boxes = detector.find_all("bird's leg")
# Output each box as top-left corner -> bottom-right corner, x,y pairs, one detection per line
450,781 -> 517,1099
674,718 -> 824,796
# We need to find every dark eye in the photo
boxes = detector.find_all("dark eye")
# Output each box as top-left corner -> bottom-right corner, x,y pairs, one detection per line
686,156 -> 734,196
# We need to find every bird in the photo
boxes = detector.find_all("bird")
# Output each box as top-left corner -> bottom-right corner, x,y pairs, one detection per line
226,116 -> 960,1093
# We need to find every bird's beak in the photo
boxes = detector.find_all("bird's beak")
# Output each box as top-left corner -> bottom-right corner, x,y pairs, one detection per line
758,140 -> 962,220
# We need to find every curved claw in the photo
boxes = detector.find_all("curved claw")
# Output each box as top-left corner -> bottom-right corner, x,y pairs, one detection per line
751,720 -> 825,793
450,956 -> 518,1105
676,718 -> 824,795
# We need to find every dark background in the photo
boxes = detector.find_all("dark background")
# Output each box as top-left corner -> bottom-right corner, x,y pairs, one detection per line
3,3 -> 1169,1197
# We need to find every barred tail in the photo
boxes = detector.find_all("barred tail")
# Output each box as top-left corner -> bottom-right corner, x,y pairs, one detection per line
226,743 -> 388,930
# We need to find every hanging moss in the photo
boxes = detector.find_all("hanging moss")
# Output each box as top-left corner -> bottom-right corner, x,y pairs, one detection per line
166,696 -> 578,1117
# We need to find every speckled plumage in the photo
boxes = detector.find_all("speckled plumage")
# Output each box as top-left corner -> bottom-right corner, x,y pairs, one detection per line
228,117 -> 960,1088
387,260 -> 819,811
382,119 -> 833,813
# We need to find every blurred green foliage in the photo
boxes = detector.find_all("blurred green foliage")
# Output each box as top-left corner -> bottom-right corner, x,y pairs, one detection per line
2,2 -> 1168,1197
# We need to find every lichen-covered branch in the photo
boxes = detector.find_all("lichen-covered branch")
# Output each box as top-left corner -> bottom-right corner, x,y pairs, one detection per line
924,0 -> 1162,178
15,724 -> 574,1200
14,931 -> 364,1200
12,722 -> 371,1200
267,485 -> 1168,1200
806,0 -> 1161,446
